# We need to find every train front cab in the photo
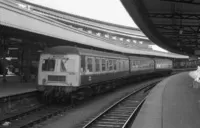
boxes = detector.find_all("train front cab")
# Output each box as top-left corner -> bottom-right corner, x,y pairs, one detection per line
37,53 -> 80,92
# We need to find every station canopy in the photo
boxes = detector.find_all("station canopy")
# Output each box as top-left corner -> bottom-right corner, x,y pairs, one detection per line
121,0 -> 200,57
0,0 -> 188,59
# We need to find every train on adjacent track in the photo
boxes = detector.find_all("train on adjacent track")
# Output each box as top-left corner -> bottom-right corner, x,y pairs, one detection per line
37,46 -> 198,101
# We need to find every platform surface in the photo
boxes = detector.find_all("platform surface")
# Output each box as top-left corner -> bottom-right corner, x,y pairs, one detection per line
132,72 -> 200,128
0,75 -> 36,98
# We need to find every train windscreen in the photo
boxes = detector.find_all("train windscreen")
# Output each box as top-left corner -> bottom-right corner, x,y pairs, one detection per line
60,59 -> 67,72
42,59 -> 55,71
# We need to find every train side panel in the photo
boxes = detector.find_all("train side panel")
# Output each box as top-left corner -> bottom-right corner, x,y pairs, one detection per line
128,56 -> 155,76
173,58 -> 199,69
154,58 -> 173,74
80,55 -> 129,86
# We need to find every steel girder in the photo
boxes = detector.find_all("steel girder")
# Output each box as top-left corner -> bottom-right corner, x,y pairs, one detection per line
155,24 -> 200,46
161,0 -> 200,5
149,13 -> 200,20
156,24 -> 200,33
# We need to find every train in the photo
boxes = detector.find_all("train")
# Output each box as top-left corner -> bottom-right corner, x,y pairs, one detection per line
173,58 -> 200,69
37,46 -> 198,102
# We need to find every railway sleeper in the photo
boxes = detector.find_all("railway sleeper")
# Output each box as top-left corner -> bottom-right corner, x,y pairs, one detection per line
101,118 -> 126,122
102,116 -> 128,119
110,109 -> 134,113
95,121 -> 124,125
94,123 -> 121,127
108,112 -> 132,115
105,113 -> 130,117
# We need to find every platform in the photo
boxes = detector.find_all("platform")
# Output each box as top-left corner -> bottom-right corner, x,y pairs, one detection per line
0,75 -> 37,98
132,72 -> 200,128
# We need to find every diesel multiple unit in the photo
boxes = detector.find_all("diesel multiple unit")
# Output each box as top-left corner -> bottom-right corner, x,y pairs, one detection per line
36,46 -> 197,100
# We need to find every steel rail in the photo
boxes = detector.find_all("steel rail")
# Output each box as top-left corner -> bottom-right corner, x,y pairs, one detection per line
1,105 -> 72,128
82,81 -> 158,128
0,104 -> 46,124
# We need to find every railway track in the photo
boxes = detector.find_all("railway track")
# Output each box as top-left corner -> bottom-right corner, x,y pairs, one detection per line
0,91 -> 41,123
81,81 -> 159,128
0,78 -> 161,128
0,104 -> 72,128
0,91 -> 72,128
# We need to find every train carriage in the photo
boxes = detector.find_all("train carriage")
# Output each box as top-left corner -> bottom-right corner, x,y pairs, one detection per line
129,56 -> 155,76
154,58 -> 173,74
79,48 -> 129,86
38,46 -> 130,94
37,46 -> 175,101
173,58 -> 200,69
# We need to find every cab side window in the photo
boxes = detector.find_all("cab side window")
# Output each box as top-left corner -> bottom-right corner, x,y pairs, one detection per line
81,56 -> 85,73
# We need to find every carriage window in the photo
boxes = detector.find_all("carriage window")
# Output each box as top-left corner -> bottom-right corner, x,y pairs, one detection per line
126,60 -> 129,70
137,61 -> 140,68
123,61 -> 125,70
132,61 -> 136,68
42,59 -> 55,71
87,57 -> 93,72
120,60 -> 123,70
151,61 -> 154,67
107,59 -> 109,71
102,59 -> 106,71
109,60 -> 113,71
95,58 -> 100,72
113,60 -> 117,70
118,60 -> 121,71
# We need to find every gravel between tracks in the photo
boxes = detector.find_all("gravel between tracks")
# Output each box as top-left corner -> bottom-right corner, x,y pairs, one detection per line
40,79 -> 161,128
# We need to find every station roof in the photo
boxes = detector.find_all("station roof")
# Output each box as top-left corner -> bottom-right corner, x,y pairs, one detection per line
121,0 -> 200,57
15,0 -> 150,41
0,0 -> 187,59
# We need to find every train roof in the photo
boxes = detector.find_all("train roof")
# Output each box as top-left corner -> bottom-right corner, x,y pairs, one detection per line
43,46 -> 189,60
43,46 -> 128,59
128,56 -> 152,60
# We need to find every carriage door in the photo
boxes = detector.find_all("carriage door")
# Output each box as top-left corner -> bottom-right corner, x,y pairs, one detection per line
65,55 -> 80,87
